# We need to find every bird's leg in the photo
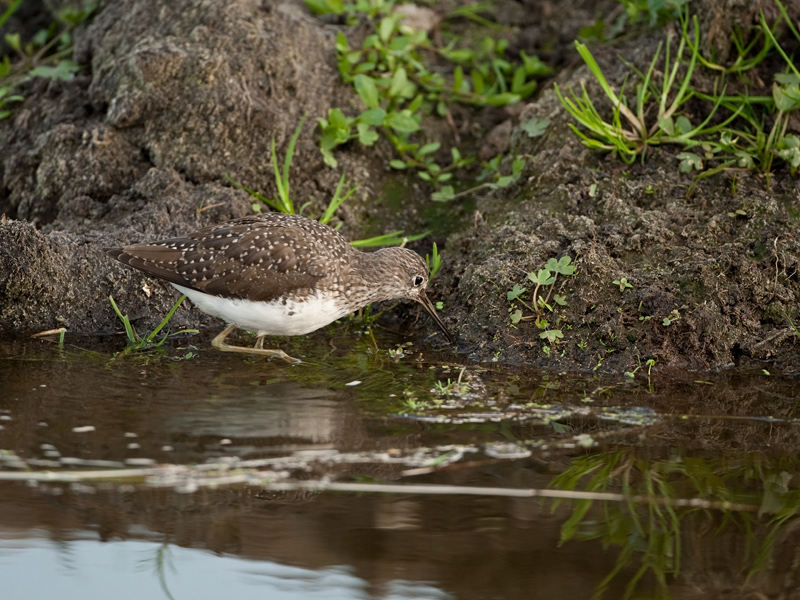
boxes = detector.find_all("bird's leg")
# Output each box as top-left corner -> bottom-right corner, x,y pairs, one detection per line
210,325 -> 301,364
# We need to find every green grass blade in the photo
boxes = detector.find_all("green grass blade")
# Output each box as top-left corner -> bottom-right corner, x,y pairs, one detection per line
350,230 -> 431,248
144,295 -> 186,343
760,11 -> 800,79
0,0 -> 23,29
108,295 -> 139,344
320,172 -> 358,225
225,174 -> 283,212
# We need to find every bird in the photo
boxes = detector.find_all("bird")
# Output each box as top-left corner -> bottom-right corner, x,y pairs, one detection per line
104,212 -> 453,363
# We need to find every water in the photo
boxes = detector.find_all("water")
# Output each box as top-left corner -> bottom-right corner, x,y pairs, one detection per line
2,332 -> 800,599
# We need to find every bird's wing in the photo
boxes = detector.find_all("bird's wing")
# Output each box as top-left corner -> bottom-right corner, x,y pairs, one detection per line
105,216 -> 351,303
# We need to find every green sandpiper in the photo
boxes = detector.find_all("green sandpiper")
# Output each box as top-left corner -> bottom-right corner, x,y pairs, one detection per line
105,212 -> 453,363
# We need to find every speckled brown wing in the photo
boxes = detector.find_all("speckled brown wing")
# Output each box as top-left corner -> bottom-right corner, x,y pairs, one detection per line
104,214 -> 354,303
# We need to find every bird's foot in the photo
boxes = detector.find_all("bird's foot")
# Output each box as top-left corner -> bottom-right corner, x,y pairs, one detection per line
210,325 -> 302,364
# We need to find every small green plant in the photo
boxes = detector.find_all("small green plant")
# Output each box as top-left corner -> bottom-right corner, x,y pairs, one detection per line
0,86 -> 22,119
580,0 -> 689,41
109,295 -> 194,353
662,308 -> 681,326
426,242 -> 443,280
227,117 -> 310,215
401,396 -> 429,412
226,119 -> 429,248
432,154 -> 527,202
555,18 -> 719,164
624,356 -> 656,380
0,3 -> 94,120
433,378 -> 467,395
521,116 -> 550,138
308,0 -> 550,192
539,329 -> 564,344
560,2 -> 800,182
613,277 -> 633,292
507,256 -> 576,326
507,257 -> 576,352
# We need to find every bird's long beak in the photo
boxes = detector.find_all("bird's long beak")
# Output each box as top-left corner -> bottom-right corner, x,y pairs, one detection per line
417,292 -> 455,344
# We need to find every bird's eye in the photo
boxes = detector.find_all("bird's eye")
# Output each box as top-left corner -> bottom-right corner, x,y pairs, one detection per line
413,275 -> 424,287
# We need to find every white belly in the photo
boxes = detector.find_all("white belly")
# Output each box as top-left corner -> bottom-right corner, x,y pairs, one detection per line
172,284 -> 350,336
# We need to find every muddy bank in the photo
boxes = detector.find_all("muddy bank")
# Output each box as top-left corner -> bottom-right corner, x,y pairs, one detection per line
1,0 -> 799,372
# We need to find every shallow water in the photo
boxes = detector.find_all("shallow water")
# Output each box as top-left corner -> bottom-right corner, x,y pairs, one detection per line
2,331 -> 800,599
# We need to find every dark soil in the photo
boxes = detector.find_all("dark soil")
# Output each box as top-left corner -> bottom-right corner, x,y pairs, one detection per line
2,0 -> 800,373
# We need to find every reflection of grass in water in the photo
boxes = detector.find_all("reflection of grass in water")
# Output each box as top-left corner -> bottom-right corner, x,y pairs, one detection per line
137,540 -> 176,600
548,451 -> 800,599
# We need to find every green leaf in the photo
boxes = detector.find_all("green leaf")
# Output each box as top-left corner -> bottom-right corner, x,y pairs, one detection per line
775,73 -> 800,86
733,151 -> 753,169
510,309 -> 523,325
657,115 -> 674,135
453,66 -> 464,92
407,93 -> 423,113
512,156 -> 525,177
578,20 -> 605,41
389,159 -> 407,170
28,60 -> 80,81
539,329 -> 563,342
4,32 -> 20,52
320,124 -> 349,150
485,92 -> 521,106
353,61 -> 374,74
774,82 -> 799,112
57,6 -> 94,26
304,0 -> 344,15
354,74 -> 379,109
777,135 -> 800,168
388,67 -> 409,98
515,80 -> 537,99
528,269 -> 556,286
431,185 -> 454,201
507,284 -> 527,301
378,15 -> 395,42
356,123 -> 379,145
520,117 -> 549,140
445,49 -> 473,63
328,108 -> 351,130
321,147 -> 338,168
545,256 -> 576,276
520,51 -> 553,76
511,66 -> 527,93
677,151 -> 702,173
0,87 -> 22,102
675,116 -> 692,135
357,107 -> 386,126
335,32 -> 349,52
471,69 -> 485,95
417,142 -> 440,156
384,111 -> 420,133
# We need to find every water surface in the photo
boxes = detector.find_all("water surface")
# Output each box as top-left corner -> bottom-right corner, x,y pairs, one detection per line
2,332 -> 799,599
